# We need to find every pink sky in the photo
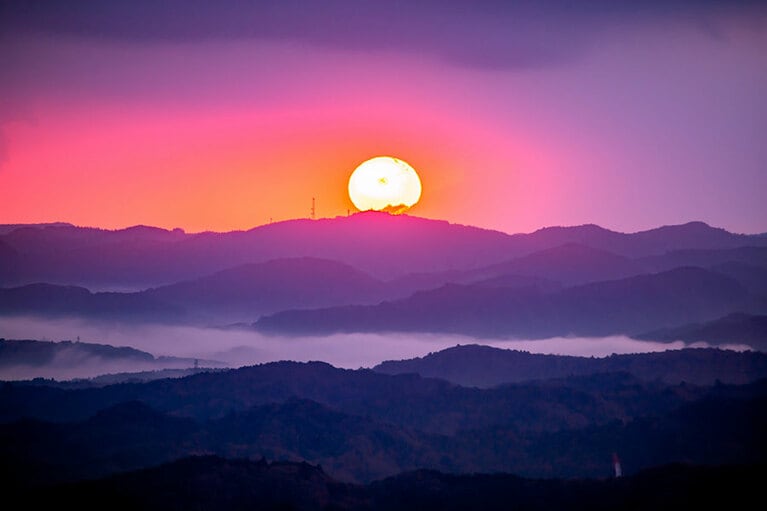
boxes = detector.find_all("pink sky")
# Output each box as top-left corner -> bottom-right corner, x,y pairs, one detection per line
1,4 -> 765,234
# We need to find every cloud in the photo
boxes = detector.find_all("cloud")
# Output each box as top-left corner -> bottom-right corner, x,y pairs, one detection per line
2,1 -> 763,70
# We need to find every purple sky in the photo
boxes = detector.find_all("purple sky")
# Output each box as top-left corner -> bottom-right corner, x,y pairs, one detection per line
1,1 -> 765,233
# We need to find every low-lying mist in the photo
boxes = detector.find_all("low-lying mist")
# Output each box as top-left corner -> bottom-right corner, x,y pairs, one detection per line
0,353 -> 202,382
0,315 -> 751,381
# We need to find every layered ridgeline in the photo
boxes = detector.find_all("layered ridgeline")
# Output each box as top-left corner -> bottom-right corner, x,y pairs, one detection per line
374,344 -> 767,387
1,215 -> 766,340
254,266 -> 762,338
3,215 -> 764,289
636,313 -> 767,351
0,339 -> 225,381
2,347 -> 766,486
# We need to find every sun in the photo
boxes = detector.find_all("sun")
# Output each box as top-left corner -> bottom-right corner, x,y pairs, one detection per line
348,156 -> 422,214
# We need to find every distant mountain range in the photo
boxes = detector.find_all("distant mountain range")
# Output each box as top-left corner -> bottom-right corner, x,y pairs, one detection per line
2,215 -> 765,288
255,266 -> 760,338
1,215 -> 765,341
141,258 -> 394,322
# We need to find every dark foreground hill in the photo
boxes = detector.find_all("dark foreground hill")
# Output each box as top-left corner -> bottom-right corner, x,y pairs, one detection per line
2,386 -> 765,485
2,355 -> 766,484
374,345 -> 767,387
0,362 -> 701,432
19,456 -> 765,511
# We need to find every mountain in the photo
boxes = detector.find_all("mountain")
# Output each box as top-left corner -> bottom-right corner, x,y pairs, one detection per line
474,243 -> 649,286
0,224 -> 192,289
141,257 -> 390,322
387,243 -> 645,292
0,257 -> 395,324
0,222 -> 75,235
386,243 -> 767,298
637,313 -> 767,351
255,267 -> 755,338
2,372 -> 766,485
0,339 -> 154,366
708,261 -> 767,296
1,216 -> 764,289
0,257 -> 415,325
0,283 -> 186,321
374,345 -> 767,387
0,241 -> 22,291
6,245 -> 762,329
0,339 -> 223,380
515,221 -> 766,257
0,214 -> 519,288
0,359 -> 707,431
2,381 -> 766,486
641,246 -> 767,273
19,456 -> 765,511
22,456 -> 358,511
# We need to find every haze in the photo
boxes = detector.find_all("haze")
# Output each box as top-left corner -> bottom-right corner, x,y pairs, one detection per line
2,315 -> 754,381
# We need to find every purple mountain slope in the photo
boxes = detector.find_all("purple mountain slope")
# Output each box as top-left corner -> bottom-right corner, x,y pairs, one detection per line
142,257 -> 391,322
466,243 -> 648,286
0,283 -> 186,322
388,244 -> 767,294
1,215 -> 765,289
255,267 -> 756,338
526,221 -> 762,257
0,257 -> 395,324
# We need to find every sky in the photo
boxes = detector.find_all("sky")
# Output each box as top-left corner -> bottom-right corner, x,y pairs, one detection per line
1,0 -> 765,234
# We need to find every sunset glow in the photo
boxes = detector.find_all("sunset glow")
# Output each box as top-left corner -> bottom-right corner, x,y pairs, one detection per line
1,2 -> 765,234
348,157 -> 422,214
1,3 -> 766,503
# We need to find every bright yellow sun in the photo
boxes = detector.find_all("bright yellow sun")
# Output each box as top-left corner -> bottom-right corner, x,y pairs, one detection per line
348,156 -> 422,214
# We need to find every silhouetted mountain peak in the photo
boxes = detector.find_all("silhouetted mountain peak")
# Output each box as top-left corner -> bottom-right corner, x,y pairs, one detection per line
531,223 -> 611,235
112,225 -> 188,240
375,344 -> 767,386
633,221 -> 741,246
3,217 -> 766,288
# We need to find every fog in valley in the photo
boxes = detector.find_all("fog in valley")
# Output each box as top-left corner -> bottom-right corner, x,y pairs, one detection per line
0,315 -> 751,381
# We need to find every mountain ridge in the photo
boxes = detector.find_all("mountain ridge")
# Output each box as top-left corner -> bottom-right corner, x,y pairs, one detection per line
2,215 -> 765,288
373,344 -> 767,387
254,266 -> 757,338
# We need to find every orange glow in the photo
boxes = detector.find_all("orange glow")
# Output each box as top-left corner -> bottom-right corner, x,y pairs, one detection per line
0,95 -> 545,233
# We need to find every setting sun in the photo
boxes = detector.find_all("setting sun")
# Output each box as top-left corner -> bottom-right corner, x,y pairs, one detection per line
348,156 -> 422,214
